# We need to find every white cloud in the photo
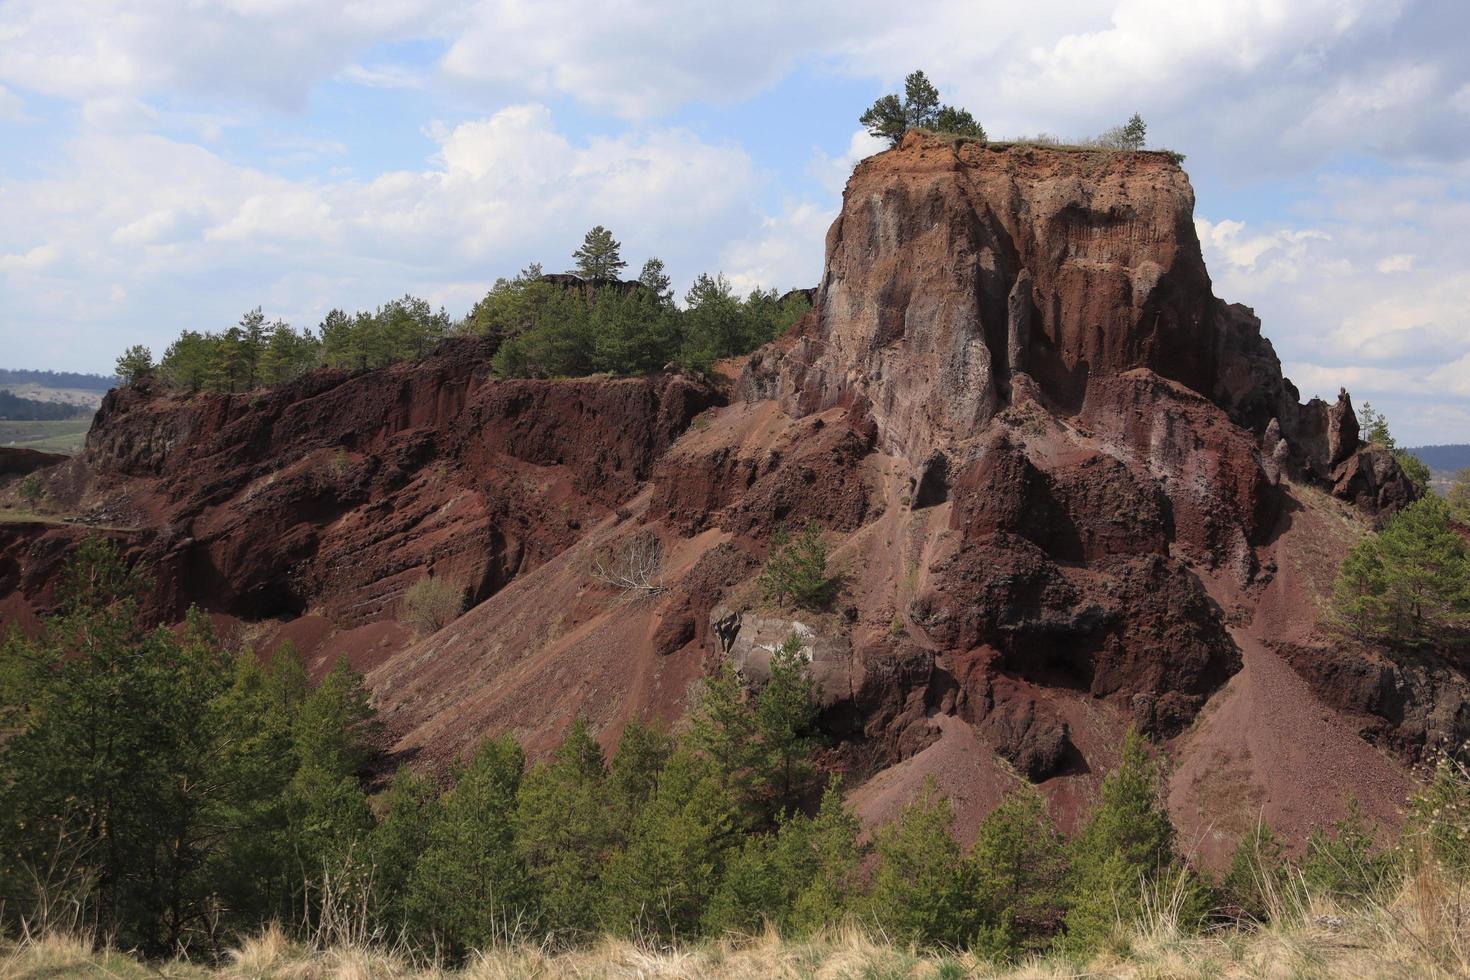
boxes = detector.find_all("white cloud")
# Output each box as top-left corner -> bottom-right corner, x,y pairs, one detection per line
1199,173 -> 1470,445
1376,253 -> 1414,274
722,201 -> 834,295
0,0 -> 454,107
0,103 -> 765,368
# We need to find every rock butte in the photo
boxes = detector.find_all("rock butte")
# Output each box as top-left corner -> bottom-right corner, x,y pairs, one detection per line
0,132 -> 1449,866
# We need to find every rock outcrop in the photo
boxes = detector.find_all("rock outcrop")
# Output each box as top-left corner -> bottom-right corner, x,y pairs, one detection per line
0,134 -> 1440,855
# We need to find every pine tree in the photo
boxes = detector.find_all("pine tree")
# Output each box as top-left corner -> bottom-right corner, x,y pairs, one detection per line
686,660 -> 763,817
864,776 -> 977,947
903,70 -> 941,130
606,719 -> 673,840
368,767 -> 438,933
967,784 -> 1066,952
1303,798 -> 1393,901
1332,495 -> 1470,641
859,93 -> 907,146
572,225 -> 627,280
239,308 -> 267,388
787,778 -> 865,936
754,634 -> 820,809
408,736 -> 529,955
1450,468 -> 1470,525
515,718 -> 615,937
115,344 -> 154,385
759,522 -> 834,611
1120,113 -> 1147,150
600,748 -> 737,941
1220,820 -> 1287,922
935,105 -> 986,140
638,257 -> 674,304
1064,729 -> 1177,956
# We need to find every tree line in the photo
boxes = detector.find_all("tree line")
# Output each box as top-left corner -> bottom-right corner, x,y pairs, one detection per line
12,540 -> 1469,963
0,389 -> 88,421
114,228 -> 810,393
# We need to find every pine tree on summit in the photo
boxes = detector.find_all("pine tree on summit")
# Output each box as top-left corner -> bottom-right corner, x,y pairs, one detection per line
573,225 -> 627,280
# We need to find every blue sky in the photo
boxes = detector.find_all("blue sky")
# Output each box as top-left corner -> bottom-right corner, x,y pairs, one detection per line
2,0 -> 1469,444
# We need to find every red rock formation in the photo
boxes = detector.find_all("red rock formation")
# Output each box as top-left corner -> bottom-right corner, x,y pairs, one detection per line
0,134 -> 1438,858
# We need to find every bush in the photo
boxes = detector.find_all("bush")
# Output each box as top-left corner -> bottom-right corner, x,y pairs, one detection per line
1064,730 -> 1179,956
759,522 -> 835,611
1302,799 -> 1395,902
17,473 -> 44,507
1332,495 -> 1470,643
1449,467 -> 1470,525
590,531 -> 666,599
1219,821 -> 1287,922
400,576 -> 466,635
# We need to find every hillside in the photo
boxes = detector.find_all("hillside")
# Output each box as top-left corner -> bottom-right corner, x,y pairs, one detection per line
0,133 -> 1441,868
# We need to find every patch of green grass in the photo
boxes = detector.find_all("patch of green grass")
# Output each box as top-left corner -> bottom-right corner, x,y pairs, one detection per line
0,418 -> 91,455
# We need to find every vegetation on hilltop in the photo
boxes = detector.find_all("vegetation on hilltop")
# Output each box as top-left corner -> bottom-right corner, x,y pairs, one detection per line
114,227 -> 810,393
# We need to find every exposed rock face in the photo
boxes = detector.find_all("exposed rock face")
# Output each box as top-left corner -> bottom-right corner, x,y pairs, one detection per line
5,338 -> 718,625
0,134 -> 1442,851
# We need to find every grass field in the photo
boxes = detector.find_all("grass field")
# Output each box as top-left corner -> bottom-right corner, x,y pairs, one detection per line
0,418 -> 92,455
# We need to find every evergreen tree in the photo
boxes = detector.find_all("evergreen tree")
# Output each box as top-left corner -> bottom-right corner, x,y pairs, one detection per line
572,225 -> 627,280
935,105 -> 986,140
601,748 -> 737,941
759,522 -> 835,611
368,767 -> 439,933
864,777 -> 977,947
239,308 -> 267,388
515,719 -> 615,937
591,288 -> 682,375
638,257 -> 674,304
1302,799 -> 1393,902
754,634 -> 821,808
605,719 -> 673,840
1220,820 -> 1287,922
966,784 -> 1066,952
686,660 -> 763,818
1332,495 -> 1470,642
1064,729 -> 1178,956
160,331 -> 212,391
859,93 -> 907,146
903,70 -> 941,130
786,778 -> 865,936
408,736 -> 528,955
1450,468 -> 1470,525
1120,113 -> 1147,150
860,69 -> 979,147
115,344 -> 154,385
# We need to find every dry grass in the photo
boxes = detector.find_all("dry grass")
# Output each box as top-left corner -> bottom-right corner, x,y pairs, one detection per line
7,864 -> 1470,979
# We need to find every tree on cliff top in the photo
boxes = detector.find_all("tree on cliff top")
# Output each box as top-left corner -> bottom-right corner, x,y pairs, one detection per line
115,344 -> 154,385
572,225 -> 627,280
1333,494 -> 1470,643
860,70 -> 983,147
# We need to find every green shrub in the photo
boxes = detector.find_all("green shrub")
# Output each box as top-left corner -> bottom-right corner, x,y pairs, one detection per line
967,784 -> 1066,953
1219,821 -> 1288,922
400,575 -> 466,635
759,522 -> 835,611
1302,799 -> 1395,902
17,473 -> 44,506
1064,730 -> 1179,956
864,776 -> 977,947
1332,495 -> 1470,643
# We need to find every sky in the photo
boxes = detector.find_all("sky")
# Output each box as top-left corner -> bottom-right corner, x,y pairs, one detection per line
1,1 -> 1468,445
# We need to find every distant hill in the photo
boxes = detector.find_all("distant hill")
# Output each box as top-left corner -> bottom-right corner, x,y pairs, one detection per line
0,389 -> 89,420
1405,444 -> 1470,473
0,368 -> 117,392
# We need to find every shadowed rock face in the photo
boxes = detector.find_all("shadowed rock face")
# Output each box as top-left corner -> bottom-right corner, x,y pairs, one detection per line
0,135 -> 1438,837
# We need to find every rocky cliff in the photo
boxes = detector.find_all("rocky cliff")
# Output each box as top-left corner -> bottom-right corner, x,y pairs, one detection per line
0,133 -> 1441,863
